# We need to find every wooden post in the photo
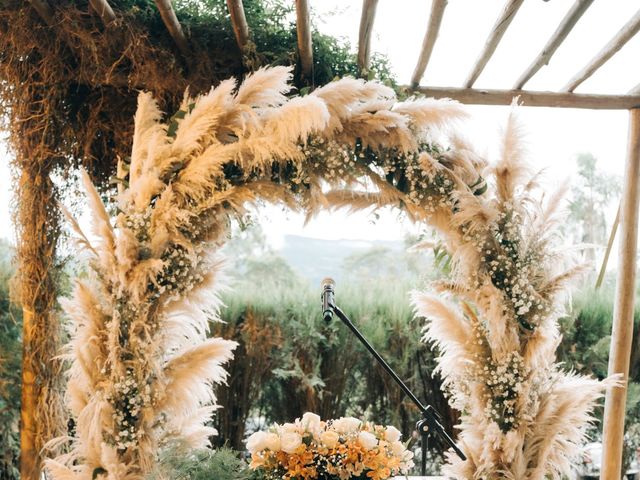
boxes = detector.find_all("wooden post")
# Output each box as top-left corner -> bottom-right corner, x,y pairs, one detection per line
295,0 -> 313,82
601,108 -> 640,479
20,307 -> 37,480
226,0 -> 250,51
357,0 -> 379,78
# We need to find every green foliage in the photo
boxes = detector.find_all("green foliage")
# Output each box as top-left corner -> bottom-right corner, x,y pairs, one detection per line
149,445 -> 251,480
107,0 -> 396,88
0,240 -> 21,480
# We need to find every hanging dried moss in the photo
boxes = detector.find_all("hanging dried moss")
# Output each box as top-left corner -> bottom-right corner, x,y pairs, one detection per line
0,2 -> 394,478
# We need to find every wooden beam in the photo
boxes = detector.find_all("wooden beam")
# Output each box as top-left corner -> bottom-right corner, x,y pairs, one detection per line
513,0 -> 594,90
601,108 -> 640,479
410,0 -> 448,88
563,8 -> 640,92
89,0 -> 116,26
357,0 -> 379,77
295,0 -> 313,81
410,86 -> 640,109
28,0 -> 55,26
154,0 -> 190,59
226,0 -> 250,51
463,0 -> 524,88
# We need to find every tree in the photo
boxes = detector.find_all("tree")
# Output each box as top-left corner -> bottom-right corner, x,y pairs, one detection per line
568,153 -> 620,262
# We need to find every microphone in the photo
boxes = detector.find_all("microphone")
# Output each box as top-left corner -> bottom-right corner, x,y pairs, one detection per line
321,278 -> 335,322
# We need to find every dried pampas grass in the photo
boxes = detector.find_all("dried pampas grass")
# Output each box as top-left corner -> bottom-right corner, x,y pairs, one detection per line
50,67 -> 606,480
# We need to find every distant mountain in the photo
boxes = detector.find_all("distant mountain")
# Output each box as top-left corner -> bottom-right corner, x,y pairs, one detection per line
276,234 -> 405,286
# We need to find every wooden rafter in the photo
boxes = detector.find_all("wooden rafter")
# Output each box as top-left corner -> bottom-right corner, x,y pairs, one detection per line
463,0 -> 524,88
563,8 -> 640,92
89,0 -> 116,26
295,0 -> 313,81
28,0 -> 55,26
513,0 -> 594,90
357,0 -> 379,77
154,0 -> 190,59
226,0 -> 250,51
410,0 -> 448,88
411,86 -> 640,110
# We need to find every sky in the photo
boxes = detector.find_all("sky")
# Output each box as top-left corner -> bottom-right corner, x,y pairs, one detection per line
0,0 -> 637,257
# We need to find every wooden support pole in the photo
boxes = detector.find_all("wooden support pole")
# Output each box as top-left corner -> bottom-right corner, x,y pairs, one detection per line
28,0 -> 55,26
463,0 -> 524,88
295,0 -> 313,81
410,0 -> 447,88
357,0 -> 379,77
410,86 -> 640,110
563,8 -> 640,92
601,108 -> 640,479
595,204 -> 620,290
513,0 -> 594,90
226,0 -> 250,51
154,0 -> 190,59
89,0 -> 116,26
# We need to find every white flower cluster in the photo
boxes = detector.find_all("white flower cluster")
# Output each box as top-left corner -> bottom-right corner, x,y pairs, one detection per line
303,137 -> 357,183
155,247 -> 205,301
107,371 -> 152,451
123,207 -> 152,243
481,351 -> 527,430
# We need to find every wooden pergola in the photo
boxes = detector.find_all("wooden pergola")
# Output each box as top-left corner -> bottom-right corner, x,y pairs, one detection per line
19,0 -> 640,478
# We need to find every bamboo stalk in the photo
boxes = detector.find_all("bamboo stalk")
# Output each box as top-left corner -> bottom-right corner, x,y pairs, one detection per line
601,108 -> 640,479
463,0 -> 525,88
563,8 -> 640,92
357,0 -> 379,77
226,0 -> 250,51
89,0 -> 116,26
410,0 -> 448,88
154,0 -> 190,59
410,86 -> 640,109
513,0 -> 594,90
295,0 -> 313,81
595,203 -> 620,290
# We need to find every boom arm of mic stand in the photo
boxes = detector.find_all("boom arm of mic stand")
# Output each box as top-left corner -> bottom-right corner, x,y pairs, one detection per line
330,303 -> 466,462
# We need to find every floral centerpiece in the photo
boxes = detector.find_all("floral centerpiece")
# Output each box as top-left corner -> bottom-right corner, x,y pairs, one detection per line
247,413 -> 414,480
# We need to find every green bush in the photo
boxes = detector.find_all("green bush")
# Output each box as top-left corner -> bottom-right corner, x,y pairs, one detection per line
0,240 -> 21,480
212,242 -> 454,458
149,445 -> 250,480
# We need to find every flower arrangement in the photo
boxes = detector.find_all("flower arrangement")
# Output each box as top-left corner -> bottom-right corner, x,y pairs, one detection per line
247,412 -> 414,480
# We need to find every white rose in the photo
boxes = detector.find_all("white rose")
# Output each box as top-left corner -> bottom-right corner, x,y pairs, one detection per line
357,431 -> 378,450
246,431 -> 268,453
320,430 -> 340,448
281,432 -> 303,454
264,432 -> 281,451
385,426 -> 401,443
280,422 -> 299,434
301,412 -> 321,433
390,440 -> 406,457
333,417 -> 362,433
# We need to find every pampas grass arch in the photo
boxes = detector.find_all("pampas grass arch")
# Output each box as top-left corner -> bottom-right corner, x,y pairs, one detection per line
49,66 -> 613,480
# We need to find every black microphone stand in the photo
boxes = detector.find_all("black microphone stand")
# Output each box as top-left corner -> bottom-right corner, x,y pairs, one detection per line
326,302 -> 466,475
